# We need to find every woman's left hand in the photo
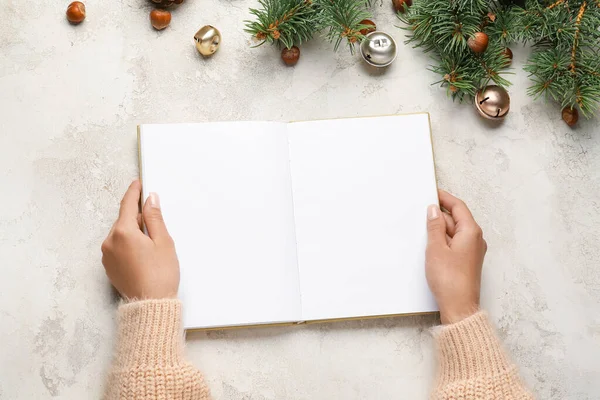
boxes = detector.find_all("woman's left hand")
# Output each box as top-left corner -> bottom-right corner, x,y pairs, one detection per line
101,180 -> 180,300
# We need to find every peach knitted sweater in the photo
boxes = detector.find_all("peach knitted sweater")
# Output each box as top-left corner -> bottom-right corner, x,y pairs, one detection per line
104,300 -> 532,400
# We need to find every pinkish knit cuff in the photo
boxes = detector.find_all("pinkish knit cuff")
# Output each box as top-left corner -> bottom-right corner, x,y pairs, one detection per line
114,299 -> 185,368
433,311 -> 513,384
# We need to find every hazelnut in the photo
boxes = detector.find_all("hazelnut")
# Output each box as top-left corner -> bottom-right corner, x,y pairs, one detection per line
66,1 -> 86,24
467,32 -> 489,53
502,47 -> 513,67
392,0 -> 412,13
562,107 -> 579,127
150,9 -> 171,30
359,19 -> 376,36
281,46 -> 300,66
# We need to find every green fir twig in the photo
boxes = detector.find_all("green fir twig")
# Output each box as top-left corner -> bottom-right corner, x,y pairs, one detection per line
315,0 -> 373,52
519,0 -> 600,118
244,0 -> 316,49
399,0 -> 515,102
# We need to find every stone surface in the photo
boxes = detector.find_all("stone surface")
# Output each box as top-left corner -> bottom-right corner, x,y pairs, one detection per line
1,1 -> 599,399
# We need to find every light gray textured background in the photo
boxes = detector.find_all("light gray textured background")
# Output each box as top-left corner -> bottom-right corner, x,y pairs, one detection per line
1,0 -> 599,399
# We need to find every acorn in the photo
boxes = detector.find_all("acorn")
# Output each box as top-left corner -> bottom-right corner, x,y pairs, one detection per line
66,1 -> 86,24
468,32 -> 489,53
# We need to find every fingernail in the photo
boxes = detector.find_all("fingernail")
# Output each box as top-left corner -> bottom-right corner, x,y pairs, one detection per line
149,192 -> 161,209
428,205 -> 440,220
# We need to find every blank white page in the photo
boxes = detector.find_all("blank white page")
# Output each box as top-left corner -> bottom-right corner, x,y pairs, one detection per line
139,122 -> 301,329
287,114 -> 438,321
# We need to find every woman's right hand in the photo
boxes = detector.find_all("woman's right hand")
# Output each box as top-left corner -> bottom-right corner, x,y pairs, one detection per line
425,190 -> 487,325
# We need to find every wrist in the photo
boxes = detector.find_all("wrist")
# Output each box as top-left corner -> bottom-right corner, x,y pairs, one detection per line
123,293 -> 179,301
440,303 -> 479,325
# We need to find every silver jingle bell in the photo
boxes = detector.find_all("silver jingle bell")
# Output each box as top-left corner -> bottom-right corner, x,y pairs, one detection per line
360,31 -> 397,67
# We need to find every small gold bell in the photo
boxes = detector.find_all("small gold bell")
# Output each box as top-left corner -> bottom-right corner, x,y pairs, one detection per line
194,25 -> 221,56
474,85 -> 510,119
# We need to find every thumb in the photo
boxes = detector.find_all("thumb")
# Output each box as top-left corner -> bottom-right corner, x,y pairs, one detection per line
143,192 -> 171,244
426,204 -> 448,250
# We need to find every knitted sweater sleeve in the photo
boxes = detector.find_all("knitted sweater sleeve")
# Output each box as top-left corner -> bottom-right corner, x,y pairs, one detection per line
431,311 -> 533,400
104,299 -> 211,400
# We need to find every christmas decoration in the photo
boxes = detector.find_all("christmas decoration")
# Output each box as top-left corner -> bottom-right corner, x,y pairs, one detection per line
499,0 -> 525,7
514,0 -> 600,125
150,0 -> 183,6
281,46 -> 300,65
467,32 -> 490,54
360,31 -> 397,67
359,19 -> 376,36
66,1 -> 86,24
244,0 -> 379,60
502,47 -> 513,66
194,26 -> 221,56
147,0 -> 183,32
475,85 -> 510,119
562,106 -> 579,127
399,0 -> 516,102
393,0 -> 412,13
150,9 -> 171,30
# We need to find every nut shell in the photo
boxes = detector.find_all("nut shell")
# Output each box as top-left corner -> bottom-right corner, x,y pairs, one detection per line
66,1 -> 86,24
281,46 -> 300,66
562,107 -> 579,127
468,32 -> 489,53
392,0 -> 412,12
502,47 -> 513,66
150,0 -> 184,6
150,9 -> 171,30
359,19 -> 376,36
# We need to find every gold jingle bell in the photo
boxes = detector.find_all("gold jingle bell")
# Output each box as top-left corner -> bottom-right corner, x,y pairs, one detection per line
474,85 -> 510,119
194,25 -> 221,56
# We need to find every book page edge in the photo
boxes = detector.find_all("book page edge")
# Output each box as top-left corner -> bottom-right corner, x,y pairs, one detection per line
137,125 -> 142,184
184,311 -> 439,332
287,111 -> 430,124
136,125 -> 148,234
185,321 -> 301,332
303,310 -> 439,325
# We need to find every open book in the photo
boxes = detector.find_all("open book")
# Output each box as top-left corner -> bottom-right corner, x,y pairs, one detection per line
138,114 -> 439,330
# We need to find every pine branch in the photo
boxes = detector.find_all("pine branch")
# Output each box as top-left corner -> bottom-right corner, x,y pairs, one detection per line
244,0 -> 316,49
245,0 -> 377,52
518,0 -> 600,118
486,5 -> 521,45
315,0 -> 373,52
569,1 -> 587,73
547,0 -> 565,10
399,0 -> 512,102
